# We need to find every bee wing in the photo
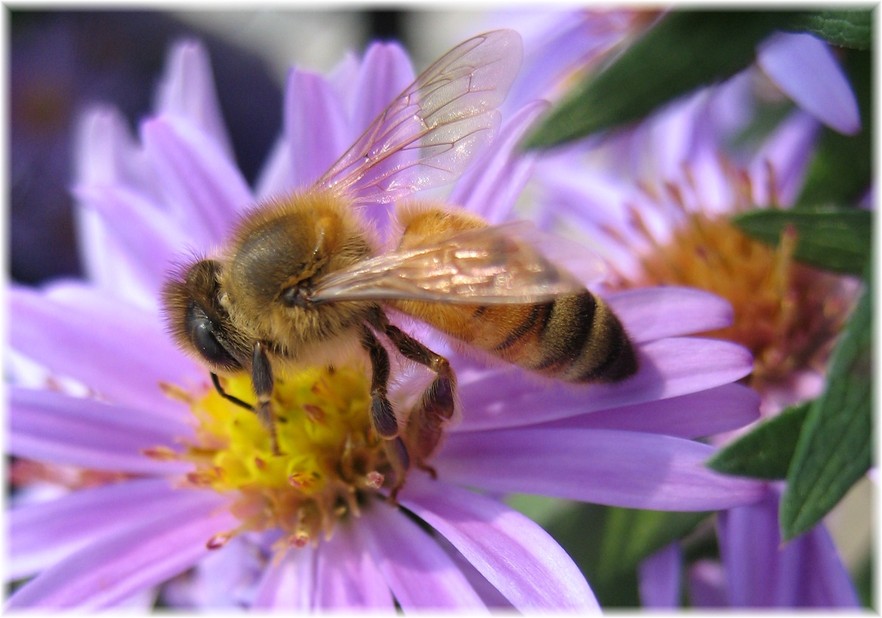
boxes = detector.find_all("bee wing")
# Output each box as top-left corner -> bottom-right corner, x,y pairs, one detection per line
312,30 -> 522,205
309,221 -> 604,305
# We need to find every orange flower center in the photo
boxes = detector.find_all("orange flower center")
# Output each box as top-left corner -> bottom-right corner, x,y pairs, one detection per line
608,203 -> 854,393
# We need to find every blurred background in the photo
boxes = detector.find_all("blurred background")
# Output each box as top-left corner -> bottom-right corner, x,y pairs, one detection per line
9,8 -> 481,285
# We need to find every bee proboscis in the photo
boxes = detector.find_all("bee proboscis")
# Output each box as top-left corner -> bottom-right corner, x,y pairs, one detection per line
162,30 -> 637,497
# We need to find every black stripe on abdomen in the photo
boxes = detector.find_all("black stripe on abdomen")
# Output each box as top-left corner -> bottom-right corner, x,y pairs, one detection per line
491,301 -> 553,352
532,293 -> 597,372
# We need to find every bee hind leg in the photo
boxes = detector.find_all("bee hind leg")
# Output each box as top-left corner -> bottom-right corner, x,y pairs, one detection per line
380,322 -> 457,476
360,326 -> 410,500
360,326 -> 399,439
384,437 -> 411,502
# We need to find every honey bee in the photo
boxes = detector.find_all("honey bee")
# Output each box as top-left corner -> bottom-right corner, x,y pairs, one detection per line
162,30 -> 637,494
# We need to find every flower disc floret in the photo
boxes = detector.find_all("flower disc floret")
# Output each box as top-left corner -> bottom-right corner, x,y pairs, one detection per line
178,365 -> 388,546
611,202 -> 851,391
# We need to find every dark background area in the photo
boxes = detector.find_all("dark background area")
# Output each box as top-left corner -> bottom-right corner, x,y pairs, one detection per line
9,9 -> 404,285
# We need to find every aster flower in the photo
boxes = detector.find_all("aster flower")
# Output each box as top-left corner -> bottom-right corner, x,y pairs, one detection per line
8,33 -> 765,610
533,89 -> 859,415
523,26 -> 864,606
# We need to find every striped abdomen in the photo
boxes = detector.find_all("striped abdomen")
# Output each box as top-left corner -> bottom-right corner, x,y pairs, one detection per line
393,292 -> 637,383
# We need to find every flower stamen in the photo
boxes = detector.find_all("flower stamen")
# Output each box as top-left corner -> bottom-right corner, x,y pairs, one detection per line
611,192 -> 854,392
163,364 -> 391,548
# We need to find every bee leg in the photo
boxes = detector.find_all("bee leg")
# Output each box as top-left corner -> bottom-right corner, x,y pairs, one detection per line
251,342 -> 280,455
360,326 -> 410,499
381,323 -> 456,475
384,437 -> 411,503
360,326 -> 399,439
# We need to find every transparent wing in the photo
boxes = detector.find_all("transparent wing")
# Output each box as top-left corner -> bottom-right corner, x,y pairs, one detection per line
313,30 -> 522,206
308,221 -> 605,305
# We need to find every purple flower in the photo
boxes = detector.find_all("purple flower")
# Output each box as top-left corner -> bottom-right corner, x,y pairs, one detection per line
521,18 -> 863,607
8,35 -> 764,610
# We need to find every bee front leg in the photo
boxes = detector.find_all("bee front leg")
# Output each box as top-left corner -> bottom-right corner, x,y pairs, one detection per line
251,342 -> 280,455
380,322 -> 456,476
360,326 -> 410,499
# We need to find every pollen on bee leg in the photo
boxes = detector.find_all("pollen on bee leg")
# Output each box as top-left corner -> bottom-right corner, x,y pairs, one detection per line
364,470 -> 384,489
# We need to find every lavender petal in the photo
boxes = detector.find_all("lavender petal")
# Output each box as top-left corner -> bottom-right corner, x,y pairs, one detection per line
450,101 -> 548,224
348,42 -> 414,138
607,287 -> 733,343
356,500 -> 488,610
554,383 -> 760,439
686,560 -> 728,607
757,32 -> 860,135
141,116 -> 252,246
748,111 -> 819,206
400,476 -> 599,611
155,40 -> 234,158
283,69 -> 348,189
638,543 -> 682,608
436,428 -> 765,510
10,478 -> 189,580
10,387 -> 192,474
6,492 -> 235,609
251,545 -> 316,610
718,490 -> 860,607
9,283 -> 202,416
73,183 -> 191,305
313,522 -> 394,609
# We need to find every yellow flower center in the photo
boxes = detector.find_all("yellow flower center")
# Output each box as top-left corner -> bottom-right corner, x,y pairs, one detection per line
609,201 -> 854,392
161,365 -> 389,548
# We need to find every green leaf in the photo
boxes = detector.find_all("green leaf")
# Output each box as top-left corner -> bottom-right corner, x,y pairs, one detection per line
795,49 -> 872,207
780,275 -> 872,540
597,507 -> 709,574
790,10 -> 872,49
522,11 -> 799,149
536,502 -> 639,606
545,503 -> 707,572
855,552 -> 874,608
731,205 -> 872,275
707,402 -> 811,480
508,497 -> 709,605
505,493 -> 575,525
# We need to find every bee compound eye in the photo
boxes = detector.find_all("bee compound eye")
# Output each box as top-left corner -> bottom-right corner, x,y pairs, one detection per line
186,304 -> 241,370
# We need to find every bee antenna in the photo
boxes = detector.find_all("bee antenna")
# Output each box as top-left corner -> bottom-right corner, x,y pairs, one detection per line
211,373 -> 254,411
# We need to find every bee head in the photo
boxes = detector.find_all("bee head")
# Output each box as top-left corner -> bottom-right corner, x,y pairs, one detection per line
161,259 -> 250,373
